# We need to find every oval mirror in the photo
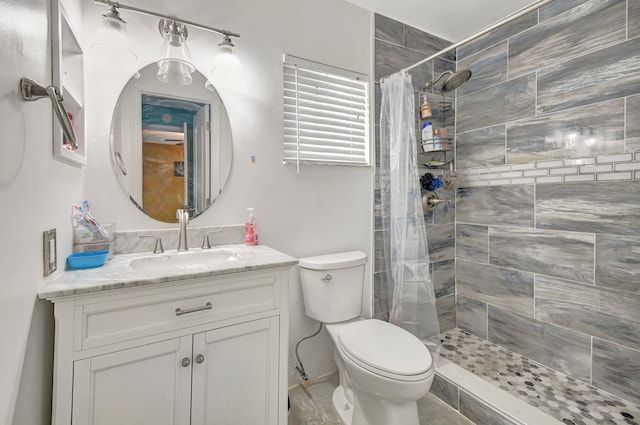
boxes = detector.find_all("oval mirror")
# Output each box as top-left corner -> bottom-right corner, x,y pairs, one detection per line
110,63 -> 232,222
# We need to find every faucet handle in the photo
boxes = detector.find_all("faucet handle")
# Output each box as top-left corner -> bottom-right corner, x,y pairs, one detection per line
139,235 -> 164,254
176,208 -> 190,224
201,230 -> 223,249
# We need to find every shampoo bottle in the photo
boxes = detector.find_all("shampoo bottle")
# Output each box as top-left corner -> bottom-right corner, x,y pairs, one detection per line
245,208 -> 258,245
421,121 -> 434,152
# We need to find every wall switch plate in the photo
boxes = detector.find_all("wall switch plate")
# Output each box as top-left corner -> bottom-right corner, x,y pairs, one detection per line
43,229 -> 57,277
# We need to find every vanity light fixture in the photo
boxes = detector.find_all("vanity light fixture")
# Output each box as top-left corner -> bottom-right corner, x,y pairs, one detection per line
93,0 -> 240,85
218,35 -> 235,55
90,5 -> 137,63
157,19 -> 195,85
210,34 -> 243,83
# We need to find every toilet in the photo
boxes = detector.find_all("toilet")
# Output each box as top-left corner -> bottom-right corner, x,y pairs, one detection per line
298,251 -> 434,425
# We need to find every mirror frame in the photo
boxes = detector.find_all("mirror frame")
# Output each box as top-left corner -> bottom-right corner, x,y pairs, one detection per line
109,63 -> 233,222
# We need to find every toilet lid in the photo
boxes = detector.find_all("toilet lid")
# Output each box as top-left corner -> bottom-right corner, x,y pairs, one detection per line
337,320 -> 432,378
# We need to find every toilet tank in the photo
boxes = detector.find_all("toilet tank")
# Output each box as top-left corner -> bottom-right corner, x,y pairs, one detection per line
298,251 -> 367,323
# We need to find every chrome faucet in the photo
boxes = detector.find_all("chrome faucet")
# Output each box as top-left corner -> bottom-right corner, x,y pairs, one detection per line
177,208 -> 190,251
139,235 -> 164,254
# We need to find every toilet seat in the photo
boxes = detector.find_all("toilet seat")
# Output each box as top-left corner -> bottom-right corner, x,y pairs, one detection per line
336,319 -> 433,382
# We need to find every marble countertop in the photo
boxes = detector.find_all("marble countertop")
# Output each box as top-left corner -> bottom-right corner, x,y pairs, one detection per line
38,244 -> 298,300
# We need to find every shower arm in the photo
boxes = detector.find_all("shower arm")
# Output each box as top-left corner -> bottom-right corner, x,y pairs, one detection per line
394,0 -> 555,77
19,78 -> 78,150
424,71 -> 452,90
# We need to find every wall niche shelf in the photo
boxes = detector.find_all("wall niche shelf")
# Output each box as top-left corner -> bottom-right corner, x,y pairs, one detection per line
52,0 -> 86,166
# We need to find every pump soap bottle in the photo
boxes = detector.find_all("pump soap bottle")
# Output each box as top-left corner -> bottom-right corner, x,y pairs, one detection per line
245,208 -> 258,245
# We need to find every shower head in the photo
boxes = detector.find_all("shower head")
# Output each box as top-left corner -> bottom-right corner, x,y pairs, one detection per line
442,69 -> 472,92
424,69 -> 472,92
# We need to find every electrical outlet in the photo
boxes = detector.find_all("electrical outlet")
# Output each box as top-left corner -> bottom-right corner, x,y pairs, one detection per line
43,229 -> 57,277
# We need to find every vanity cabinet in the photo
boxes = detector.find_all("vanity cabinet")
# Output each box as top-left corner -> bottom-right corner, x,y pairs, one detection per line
44,267 -> 291,425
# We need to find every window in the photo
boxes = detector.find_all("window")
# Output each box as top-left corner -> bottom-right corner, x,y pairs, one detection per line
283,54 -> 370,169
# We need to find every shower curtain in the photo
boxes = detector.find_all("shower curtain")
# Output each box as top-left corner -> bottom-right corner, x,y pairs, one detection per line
380,70 -> 440,360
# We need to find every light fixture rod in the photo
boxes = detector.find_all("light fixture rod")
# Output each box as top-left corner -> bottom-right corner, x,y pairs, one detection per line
94,0 -> 240,38
400,0 -> 554,75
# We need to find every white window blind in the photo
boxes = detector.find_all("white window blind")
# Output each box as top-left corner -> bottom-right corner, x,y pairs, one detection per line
283,54 -> 370,168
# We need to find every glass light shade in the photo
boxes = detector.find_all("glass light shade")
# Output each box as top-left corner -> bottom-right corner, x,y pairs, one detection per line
157,25 -> 195,86
210,36 -> 242,84
90,8 -> 137,64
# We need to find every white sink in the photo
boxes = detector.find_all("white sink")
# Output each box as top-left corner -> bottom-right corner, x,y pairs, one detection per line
128,249 -> 240,271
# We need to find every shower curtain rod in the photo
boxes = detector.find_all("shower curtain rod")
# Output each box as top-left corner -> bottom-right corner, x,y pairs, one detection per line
401,0 -> 555,74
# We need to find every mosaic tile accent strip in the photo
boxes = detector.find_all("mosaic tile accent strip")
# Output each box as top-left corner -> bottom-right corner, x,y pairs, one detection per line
440,328 -> 640,425
458,152 -> 640,188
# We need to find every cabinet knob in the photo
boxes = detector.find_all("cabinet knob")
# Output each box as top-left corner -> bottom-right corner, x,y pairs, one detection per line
181,357 -> 191,367
195,354 -> 205,364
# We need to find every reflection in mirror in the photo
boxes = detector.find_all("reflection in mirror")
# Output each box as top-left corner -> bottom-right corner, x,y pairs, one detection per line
110,63 -> 232,222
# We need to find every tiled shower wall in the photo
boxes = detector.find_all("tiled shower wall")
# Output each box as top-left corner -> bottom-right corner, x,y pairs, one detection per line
454,0 -> 640,405
373,15 -> 458,331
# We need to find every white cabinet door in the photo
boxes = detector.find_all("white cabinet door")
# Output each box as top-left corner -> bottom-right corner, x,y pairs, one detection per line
72,336 -> 193,425
191,317 -> 280,425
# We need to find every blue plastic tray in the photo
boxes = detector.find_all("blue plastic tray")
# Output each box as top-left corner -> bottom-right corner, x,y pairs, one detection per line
67,250 -> 109,269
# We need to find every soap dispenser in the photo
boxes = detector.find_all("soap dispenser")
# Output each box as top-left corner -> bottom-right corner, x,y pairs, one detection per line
245,208 -> 258,245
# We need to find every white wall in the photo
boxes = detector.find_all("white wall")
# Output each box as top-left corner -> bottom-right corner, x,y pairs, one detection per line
82,0 -> 374,386
0,0 -> 84,423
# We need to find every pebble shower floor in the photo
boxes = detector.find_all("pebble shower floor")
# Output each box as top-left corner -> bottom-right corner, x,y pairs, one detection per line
441,328 -> 640,425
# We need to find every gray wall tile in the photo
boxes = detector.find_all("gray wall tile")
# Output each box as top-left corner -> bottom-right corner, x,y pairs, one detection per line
627,94 -> 640,152
630,0 -> 640,40
456,224 -> 488,263
456,125 -> 506,169
437,294 -> 456,333
536,181 -> 640,235
535,275 -> 640,351
432,188 -> 456,225
434,57 -> 456,78
374,14 -> 403,45
595,234 -> 640,294
457,186 -> 535,227
375,39 -> 431,84
506,99 -> 624,164
404,25 -> 454,60
374,83 -> 382,131
457,41 -> 508,97
460,390 -> 519,425
433,259 -> 455,298
457,12 -> 538,61
431,374 -> 459,410
427,223 -> 455,262
592,338 -> 640,405
509,0 -> 625,79
537,37 -> 640,114
456,296 -> 488,339
373,229 -> 387,273
457,259 -> 534,316
457,73 -> 536,134
373,271 -> 392,316
488,306 -> 592,381
489,227 -> 595,285
538,0 -> 589,22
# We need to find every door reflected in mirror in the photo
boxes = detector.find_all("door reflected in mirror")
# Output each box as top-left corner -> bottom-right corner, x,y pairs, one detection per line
111,63 -> 232,223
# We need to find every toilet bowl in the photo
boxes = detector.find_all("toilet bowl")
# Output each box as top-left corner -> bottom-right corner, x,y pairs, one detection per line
327,319 -> 433,425
298,252 -> 434,425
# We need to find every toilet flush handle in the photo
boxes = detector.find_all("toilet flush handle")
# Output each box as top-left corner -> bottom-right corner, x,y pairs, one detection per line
321,274 -> 333,283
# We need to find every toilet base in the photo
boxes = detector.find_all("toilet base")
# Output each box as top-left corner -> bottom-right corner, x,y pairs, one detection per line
332,386 -> 352,425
